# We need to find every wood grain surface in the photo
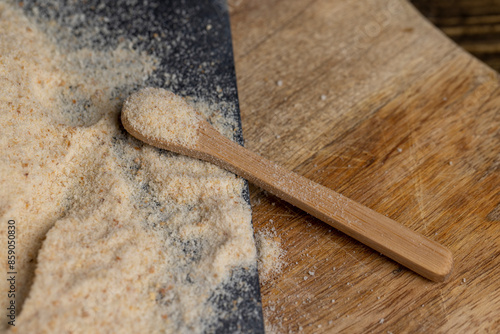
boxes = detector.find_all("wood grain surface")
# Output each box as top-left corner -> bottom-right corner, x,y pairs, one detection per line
229,0 -> 500,332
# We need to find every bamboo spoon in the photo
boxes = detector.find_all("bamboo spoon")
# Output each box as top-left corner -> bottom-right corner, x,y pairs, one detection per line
121,87 -> 453,282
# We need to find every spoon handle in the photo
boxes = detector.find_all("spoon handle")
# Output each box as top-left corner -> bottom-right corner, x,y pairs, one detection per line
197,123 -> 453,282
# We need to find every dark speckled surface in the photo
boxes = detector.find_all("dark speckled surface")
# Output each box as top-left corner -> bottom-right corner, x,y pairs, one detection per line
19,0 -> 264,332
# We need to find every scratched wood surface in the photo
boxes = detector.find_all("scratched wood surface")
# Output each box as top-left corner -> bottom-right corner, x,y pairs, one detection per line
228,0 -> 500,332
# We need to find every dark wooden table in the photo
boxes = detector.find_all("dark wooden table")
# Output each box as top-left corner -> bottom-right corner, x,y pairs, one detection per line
411,0 -> 500,72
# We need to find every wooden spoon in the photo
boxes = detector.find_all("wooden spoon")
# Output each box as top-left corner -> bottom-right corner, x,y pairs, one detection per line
121,87 -> 453,282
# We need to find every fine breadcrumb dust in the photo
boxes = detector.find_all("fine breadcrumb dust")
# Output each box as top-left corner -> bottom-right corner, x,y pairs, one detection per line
255,228 -> 286,283
123,87 -> 201,148
0,2 -> 256,333
255,227 -> 288,334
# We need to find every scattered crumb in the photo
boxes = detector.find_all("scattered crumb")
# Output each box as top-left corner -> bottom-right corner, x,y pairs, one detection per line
276,80 -> 283,87
255,228 -> 286,283
321,94 -> 327,101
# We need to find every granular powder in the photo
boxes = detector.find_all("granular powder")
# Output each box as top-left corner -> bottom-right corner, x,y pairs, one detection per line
122,87 -> 201,148
0,1 -> 256,333
255,228 -> 286,284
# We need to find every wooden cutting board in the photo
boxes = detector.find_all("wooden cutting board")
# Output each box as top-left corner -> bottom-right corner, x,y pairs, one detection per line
229,0 -> 500,332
